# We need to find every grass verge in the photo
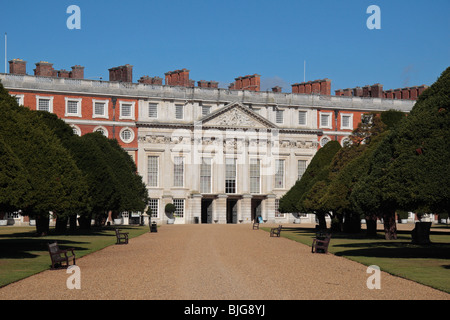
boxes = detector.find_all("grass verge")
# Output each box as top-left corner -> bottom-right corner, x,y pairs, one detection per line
0,225 -> 149,288
262,225 -> 450,294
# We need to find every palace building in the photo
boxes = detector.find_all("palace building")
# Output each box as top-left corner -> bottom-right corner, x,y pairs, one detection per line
0,59 -> 418,226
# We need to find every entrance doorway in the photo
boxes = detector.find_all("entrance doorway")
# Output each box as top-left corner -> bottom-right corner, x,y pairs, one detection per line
201,199 -> 213,224
226,199 -> 238,224
251,199 -> 262,222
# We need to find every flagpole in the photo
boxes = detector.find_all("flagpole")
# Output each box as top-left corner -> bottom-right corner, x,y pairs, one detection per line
4,33 -> 7,73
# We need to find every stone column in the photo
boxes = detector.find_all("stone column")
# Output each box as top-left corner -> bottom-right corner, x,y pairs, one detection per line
266,194 -> 276,223
241,194 -> 252,223
215,194 -> 228,224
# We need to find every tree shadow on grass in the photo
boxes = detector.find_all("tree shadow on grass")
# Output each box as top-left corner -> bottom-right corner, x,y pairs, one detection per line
0,238 -> 92,259
282,226 -> 450,260
332,242 -> 450,260
0,225 -> 144,260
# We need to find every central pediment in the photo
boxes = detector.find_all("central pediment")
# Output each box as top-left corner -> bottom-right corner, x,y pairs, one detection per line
199,102 -> 278,129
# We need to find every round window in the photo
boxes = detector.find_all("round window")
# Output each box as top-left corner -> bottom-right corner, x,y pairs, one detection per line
320,137 -> 330,147
120,128 -> 133,143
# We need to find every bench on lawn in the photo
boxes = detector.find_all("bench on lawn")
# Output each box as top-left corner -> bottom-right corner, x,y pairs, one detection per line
270,225 -> 282,237
48,242 -> 76,269
312,231 -> 331,254
115,229 -> 129,244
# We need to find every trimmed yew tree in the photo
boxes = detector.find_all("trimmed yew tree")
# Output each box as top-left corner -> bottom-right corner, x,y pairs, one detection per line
278,140 -> 341,229
352,67 -> 449,239
0,84 -> 87,235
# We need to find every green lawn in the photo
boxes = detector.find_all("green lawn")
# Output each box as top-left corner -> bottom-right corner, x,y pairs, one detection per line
0,225 -> 149,288
262,225 -> 450,294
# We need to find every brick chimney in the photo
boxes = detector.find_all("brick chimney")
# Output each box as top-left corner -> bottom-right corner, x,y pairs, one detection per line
69,65 -> 84,79
34,61 -> 56,77
57,69 -> 70,78
311,80 -> 321,94
138,76 -> 163,85
371,83 -> 384,98
353,87 -> 363,97
165,69 -> 192,87
9,59 -> 27,75
272,86 -> 282,93
197,80 -> 219,88
232,74 -> 260,91
319,79 -> 331,95
109,64 -> 133,82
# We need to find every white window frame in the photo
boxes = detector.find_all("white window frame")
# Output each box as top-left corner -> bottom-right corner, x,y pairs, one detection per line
71,125 -> 81,136
119,101 -> 135,120
148,198 -> 159,218
65,97 -> 82,117
147,155 -> 159,188
175,104 -> 184,120
202,105 -> 211,116
225,158 -> 237,194
298,110 -> 307,126
200,157 -> 212,194
92,99 -> 109,119
276,109 -> 284,124
173,199 -> 185,218
250,158 -> 261,194
340,113 -> 353,130
274,159 -> 285,189
320,136 -> 331,147
319,111 -> 332,129
298,160 -> 307,181
13,94 -> 24,106
148,103 -> 158,119
36,95 -> 54,113
173,156 -> 184,187
275,199 -> 285,218
93,126 -> 109,138
119,127 -> 134,144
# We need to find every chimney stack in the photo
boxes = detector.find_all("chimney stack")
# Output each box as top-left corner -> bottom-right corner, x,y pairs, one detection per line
34,61 -> 56,77
232,74 -> 260,91
109,64 -> 133,82
165,69 -> 193,87
57,69 -> 70,78
272,86 -> 282,93
9,59 -> 27,75
138,75 -> 163,85
70,65 -> 84,79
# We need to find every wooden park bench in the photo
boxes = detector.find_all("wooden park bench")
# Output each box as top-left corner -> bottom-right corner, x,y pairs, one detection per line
48,242 -> 76,269
311,231 -> 331,254
115,229 -> 129,244
270,225 -> 282,237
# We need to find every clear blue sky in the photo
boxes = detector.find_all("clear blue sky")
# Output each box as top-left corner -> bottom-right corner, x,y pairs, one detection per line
1,0 -> 449,92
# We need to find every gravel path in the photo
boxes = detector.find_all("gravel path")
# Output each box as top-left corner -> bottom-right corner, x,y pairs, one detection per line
0,224 -> 449,300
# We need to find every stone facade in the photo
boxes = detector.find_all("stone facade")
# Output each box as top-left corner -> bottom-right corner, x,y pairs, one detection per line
0,65 -> 417,225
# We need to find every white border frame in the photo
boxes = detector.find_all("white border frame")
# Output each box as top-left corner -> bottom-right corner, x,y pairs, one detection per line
65,97 -> 82,117
93,125 -> 109,138
92,99 -> 109,119
36,95 -> 54,113
119,127 -> 135,144
340,113 -> 354,130
119,101 -> 135,120
319,111 -> 333,129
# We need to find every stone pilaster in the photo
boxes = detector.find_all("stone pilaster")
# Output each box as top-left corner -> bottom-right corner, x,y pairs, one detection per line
215,194 -> 228,224
241,194 -> 252,223
265,194 -> 276,223
190,193 -> 202,224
